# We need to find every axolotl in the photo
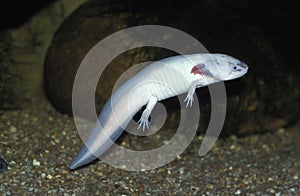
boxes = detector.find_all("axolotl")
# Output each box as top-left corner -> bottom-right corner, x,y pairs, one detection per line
69,53 -> 248,169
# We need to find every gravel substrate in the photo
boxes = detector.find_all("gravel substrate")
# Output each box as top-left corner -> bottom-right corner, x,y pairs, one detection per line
0,101 -> 299,195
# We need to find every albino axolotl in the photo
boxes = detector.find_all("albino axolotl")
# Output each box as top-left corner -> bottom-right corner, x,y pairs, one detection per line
69,53 -> 248,169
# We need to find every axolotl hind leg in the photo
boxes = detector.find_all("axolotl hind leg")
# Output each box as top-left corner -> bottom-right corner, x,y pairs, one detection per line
137,96 -> 158,131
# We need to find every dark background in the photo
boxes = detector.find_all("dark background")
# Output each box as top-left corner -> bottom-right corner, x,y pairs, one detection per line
0,0 -> 298,71
0,0 -> 54,30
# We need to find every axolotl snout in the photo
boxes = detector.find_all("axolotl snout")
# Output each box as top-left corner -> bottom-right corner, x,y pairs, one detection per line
69,53 -> 248,169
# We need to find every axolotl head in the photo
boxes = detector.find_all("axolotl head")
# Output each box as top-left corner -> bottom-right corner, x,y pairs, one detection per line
206,54 -> 249,81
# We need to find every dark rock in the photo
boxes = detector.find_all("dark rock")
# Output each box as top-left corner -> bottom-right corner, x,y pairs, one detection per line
0,156 -> 7,172
44,0 -> 299,135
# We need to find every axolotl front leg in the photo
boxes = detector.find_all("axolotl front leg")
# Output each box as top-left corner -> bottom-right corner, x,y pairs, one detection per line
184,63 -> 217,108
184,80 -> 203,108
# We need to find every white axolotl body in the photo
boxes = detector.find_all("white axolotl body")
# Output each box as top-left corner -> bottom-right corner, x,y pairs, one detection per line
69,53 -> 248,169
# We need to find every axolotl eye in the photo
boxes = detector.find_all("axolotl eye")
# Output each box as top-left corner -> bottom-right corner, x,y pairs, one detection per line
232,64 -> 242,72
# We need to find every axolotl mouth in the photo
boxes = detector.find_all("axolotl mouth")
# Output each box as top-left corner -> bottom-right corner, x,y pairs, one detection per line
238,61 -> 248,69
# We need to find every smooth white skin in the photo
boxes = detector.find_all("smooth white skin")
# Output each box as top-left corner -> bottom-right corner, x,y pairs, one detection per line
69,53 -> 248,169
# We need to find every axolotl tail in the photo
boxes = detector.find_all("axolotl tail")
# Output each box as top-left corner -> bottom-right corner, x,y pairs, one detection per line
69,123 -> 124,169
69,88 -> 141,169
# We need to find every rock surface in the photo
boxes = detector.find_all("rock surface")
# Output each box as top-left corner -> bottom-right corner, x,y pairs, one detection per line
0,105 -> 299,194
44,0 -> 299,135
